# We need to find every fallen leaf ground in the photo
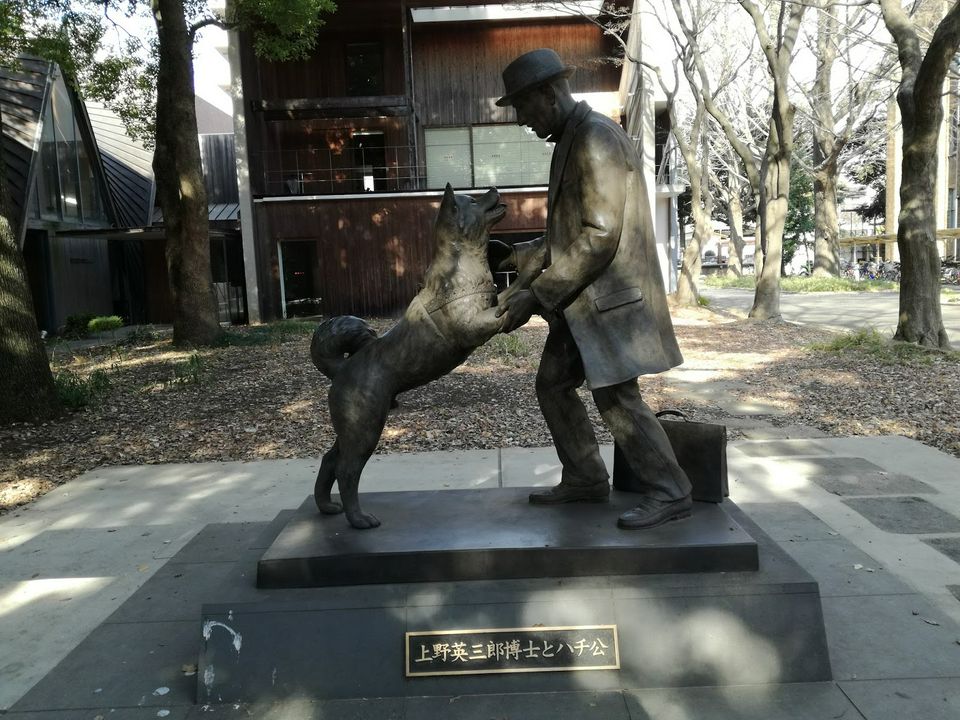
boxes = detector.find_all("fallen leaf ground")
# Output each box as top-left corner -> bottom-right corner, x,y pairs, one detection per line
1,308 -> 957,514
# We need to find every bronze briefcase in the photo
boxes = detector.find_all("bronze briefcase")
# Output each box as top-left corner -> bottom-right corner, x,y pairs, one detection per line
612,410 -> 728,503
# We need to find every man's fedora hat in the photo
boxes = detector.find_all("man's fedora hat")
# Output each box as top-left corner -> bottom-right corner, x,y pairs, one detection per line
496,48 -> 575,107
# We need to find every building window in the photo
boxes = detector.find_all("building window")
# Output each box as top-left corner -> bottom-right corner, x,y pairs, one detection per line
30,74 -> 109,225
345,42 -> 384,96
424,125 -> 552,190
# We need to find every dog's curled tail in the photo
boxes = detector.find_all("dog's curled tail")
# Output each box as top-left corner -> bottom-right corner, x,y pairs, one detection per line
311,315 -> 378,380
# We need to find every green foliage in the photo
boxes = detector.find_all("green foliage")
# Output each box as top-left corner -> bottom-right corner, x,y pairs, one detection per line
63,312 -> 96,338
784,162 -> 814,267
88,315 -> 123,334
54,367 -> 110,408
487,332 -> 531,358
700,275 -> 756,290
218,319 -> 316,346
697,295 -> 711,307
121,326 -> 160,345
166,352 -> 206,387
234,0 -> 338,62
810,329 -> 960,365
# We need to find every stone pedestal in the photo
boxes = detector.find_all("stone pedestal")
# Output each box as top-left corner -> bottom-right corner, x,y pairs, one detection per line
257,488 -> 759,588
197,492 -> 831,704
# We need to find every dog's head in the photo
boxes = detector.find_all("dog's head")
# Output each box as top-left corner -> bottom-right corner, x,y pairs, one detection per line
435,184 -> 507,249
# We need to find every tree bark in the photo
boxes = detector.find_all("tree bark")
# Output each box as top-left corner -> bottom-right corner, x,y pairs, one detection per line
812,158 -> 841,276
879,0 -> 959,348
675,109 -> 712,306
0,105 -> 60,423
153,0 -> 222,346
726,191 -> 746,277
739,0 -> 805,320
810,2 -> 842,277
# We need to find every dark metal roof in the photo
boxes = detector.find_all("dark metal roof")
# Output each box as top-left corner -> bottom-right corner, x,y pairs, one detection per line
85,100 -> 156,227
153,202 -> 240,224
0,57 -> 51,243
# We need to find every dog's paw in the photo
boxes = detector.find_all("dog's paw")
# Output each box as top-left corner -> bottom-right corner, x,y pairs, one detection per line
315,498 -> 343,514
347,510 -> 381,530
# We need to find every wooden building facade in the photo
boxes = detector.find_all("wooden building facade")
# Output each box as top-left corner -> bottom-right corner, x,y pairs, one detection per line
234,0 -> 627,318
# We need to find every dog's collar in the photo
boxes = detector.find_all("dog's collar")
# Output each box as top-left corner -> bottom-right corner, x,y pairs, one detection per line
423,287 -> 497,314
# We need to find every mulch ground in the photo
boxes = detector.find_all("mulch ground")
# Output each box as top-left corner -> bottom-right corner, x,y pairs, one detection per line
1,307 -> 958,514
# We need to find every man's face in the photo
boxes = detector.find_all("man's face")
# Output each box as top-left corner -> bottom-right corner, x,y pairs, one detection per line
512,87 -> 555,139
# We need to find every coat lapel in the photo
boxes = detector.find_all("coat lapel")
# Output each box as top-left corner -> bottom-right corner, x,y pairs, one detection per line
547,102 -> 592,217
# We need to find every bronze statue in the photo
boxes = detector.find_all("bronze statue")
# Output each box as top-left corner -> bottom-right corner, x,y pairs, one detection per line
493,48 -> 693,529
310,187 -> 518,529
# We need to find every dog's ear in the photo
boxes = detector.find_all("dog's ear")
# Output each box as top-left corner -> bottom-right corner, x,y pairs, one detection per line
439,183 -> 457,215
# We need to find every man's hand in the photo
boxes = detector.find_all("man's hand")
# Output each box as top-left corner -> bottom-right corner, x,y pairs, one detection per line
495,288 -> 540,333
488,239 -> 515,273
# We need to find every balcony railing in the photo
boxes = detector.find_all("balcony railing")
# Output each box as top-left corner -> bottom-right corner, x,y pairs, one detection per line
656,135 -> 687,187
256,146 -> 425,196
256,138 -> 681,197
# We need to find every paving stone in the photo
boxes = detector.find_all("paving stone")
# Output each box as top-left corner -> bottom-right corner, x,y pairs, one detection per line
737,502 -> 840,541
791,457 -> 933,496
739,425 -> 830,440
406,691 -> 630,720
5,709 -> 191,719
821,594 -> 960,680
11,621 -> 197,711
839,678 -> 960,720
186,698 -> 406,719
625,682 -> 857,719
922,537 -> 960,565
780,539 -> 915,597
842,497 -> 960,534
734,440 -> 834,457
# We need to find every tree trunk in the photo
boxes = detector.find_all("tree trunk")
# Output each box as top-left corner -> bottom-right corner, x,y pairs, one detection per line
750,115 -> 791,320
0,106 -> 60,423
726,193 -> 745,277
811,1 -> 841,277
894,133 -> 949,347
812,157 -> 841,276
675,136 -> 712,306
676,208 -> 707,305
153,0 -> 222,346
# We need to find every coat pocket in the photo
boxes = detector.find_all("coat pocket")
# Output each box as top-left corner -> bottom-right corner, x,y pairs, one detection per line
595,287 -> 644,312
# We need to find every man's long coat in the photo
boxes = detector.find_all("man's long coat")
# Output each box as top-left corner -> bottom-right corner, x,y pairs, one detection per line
518,101 -> 683,389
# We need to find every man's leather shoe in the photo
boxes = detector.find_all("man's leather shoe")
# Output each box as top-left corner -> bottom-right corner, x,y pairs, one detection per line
617,495 -> 692,529
529,481 -> 610,505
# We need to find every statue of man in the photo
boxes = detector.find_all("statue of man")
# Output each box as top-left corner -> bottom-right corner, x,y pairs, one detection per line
493,48 -> 692,529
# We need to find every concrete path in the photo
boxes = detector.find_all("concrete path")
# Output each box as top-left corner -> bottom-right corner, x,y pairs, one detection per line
702,287 -> 960,338
2,436 -> 960,717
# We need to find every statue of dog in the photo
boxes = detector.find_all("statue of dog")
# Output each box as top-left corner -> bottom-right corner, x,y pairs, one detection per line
311,185 -> 525,529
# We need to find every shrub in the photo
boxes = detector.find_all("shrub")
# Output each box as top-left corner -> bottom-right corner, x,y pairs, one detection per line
218,319 -> 317,347
54,368 -> 111,409
63,312 -> 96,339
167,352 -> 207,387
87,315 -> 124,334
121,326 -> 159,345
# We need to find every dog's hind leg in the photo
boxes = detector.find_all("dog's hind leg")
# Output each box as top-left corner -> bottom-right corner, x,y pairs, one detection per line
332,403 -> 388,529
314,441 -> 342,514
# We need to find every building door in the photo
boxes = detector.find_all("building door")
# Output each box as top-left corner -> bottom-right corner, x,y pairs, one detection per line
279,240 -> 321,318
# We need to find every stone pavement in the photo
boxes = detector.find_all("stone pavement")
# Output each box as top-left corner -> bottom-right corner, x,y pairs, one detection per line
1,435 -> 960,718
701,287 -> 960,338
